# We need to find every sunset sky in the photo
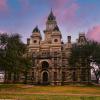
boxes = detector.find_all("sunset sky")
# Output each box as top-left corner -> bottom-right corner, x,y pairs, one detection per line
0,0 -> 100,43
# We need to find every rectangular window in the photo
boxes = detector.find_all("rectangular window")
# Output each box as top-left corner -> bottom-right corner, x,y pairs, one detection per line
54,72 -> 57,81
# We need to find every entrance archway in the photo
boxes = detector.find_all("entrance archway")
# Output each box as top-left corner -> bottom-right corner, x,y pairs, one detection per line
42,72 -> 49,85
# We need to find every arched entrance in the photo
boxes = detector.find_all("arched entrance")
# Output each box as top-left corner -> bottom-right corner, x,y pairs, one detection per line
42,72 -> 49,85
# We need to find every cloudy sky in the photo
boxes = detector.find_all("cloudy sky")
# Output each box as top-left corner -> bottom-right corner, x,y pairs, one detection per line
0,0 -> 100,43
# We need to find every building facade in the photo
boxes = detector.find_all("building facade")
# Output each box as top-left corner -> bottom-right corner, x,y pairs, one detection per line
27,10 -> 91,85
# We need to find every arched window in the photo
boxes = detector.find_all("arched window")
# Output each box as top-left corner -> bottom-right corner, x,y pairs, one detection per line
42,61 -> 49,69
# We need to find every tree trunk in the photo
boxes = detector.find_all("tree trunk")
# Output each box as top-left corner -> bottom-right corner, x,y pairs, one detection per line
4,71 -> 8,83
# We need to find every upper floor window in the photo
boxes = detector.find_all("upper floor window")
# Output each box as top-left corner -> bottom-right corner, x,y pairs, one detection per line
33,40 -> 37,43
54,39 -> 58,42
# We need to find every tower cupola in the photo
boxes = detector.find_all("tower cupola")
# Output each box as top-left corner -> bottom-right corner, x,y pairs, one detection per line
31,26 -> 42,39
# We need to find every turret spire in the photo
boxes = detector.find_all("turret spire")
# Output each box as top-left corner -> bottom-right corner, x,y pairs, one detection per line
48,9 -> 55,21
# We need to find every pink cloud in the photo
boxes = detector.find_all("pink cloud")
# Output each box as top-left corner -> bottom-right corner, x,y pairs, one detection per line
62,3 -> 79,22
50,0 -> 79,32
87,25 -> 100,42
0,0 -> 8,11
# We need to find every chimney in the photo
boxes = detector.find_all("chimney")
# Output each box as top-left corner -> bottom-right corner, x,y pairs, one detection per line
67,36 -> 71,43
27,38 -> 30,45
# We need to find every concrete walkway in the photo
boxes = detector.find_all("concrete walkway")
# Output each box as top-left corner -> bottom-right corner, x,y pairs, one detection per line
0,92 -> 100,97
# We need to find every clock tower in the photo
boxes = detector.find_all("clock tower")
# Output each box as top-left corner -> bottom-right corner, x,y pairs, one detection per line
44,10 -> 57,43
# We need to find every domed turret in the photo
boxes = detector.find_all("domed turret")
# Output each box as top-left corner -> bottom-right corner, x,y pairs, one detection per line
32,26 -> 40,33
32,26 -> 42,39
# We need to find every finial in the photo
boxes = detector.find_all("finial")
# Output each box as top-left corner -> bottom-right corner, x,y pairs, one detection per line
51,8 -> 52,12
36,25 -> 38,28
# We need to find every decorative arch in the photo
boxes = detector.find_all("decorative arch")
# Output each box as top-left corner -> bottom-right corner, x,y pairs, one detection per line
41,61 -> 49,69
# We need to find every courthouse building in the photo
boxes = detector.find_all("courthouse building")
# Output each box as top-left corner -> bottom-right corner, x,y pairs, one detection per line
27,10 -> 91,85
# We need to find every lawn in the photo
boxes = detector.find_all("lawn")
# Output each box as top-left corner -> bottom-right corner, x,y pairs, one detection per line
0,84 -> 100,100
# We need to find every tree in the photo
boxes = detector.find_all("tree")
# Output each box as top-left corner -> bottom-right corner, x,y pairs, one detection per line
6,34 -> 26,83
0,33 -> 31,83
90,44 -> 100,83
0,34 -> 32,83
68,41 -> 100,83
20,55 -> 32,84
0,34 -> 8,71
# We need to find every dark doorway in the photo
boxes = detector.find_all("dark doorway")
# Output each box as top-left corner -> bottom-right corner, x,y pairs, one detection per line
42,72 -> 49,85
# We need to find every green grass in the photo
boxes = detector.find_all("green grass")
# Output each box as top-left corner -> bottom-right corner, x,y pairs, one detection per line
0,84 -> 100,94
0,84 -> 100,100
